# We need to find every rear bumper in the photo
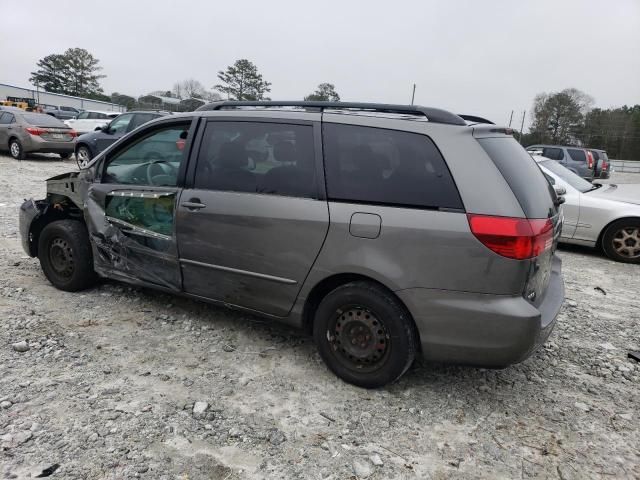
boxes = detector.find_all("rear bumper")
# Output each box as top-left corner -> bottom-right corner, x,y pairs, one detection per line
22,136 -> 76,154
396,256 -> 564,367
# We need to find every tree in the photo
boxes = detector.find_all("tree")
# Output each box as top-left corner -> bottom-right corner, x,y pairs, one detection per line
529,88 -> 593,144
29,54 -> 69,93
214,59 -> 271,101
173,79 -> 208,99
304,83 -> 340,102
63,48 -> 106,97
111,92 -> 138,110
30,48 -> 105,97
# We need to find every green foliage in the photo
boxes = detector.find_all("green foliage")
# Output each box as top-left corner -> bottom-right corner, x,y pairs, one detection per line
111,92 -> 138,110
304,83 -> 340,102
214,59 -> 271,101
30,48 -> 105,98
579,105 -> 640,160
530,88 -> 592,144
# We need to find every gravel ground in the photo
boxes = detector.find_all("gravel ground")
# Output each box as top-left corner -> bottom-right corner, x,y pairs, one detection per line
1,154 -> 639,479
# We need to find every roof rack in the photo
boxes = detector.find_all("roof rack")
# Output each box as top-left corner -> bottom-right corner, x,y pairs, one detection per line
457,114 -> 495,125
196,101 -> 467,126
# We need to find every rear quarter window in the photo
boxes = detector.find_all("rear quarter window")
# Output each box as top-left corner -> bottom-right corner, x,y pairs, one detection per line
323,123 -> 463,210
478,137 -> 556,219
567,149 -> 586,162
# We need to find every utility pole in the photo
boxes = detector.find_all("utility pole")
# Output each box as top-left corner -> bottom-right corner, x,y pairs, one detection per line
410,84 -> 416,105
508,110 -> 514,127
519,110 -> 526,145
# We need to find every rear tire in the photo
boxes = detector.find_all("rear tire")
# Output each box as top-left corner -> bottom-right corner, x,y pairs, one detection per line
313,281 -> 418,388
9,139 -> 25,160
602,219 -> 640,264
38,220 -> 98,291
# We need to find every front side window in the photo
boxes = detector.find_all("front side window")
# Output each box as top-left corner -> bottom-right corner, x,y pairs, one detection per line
108,114 -> 134,135
194,121 -> 317,198
77,112 -> 89,120
104,123 -> 190,186
323,123 -> 462,209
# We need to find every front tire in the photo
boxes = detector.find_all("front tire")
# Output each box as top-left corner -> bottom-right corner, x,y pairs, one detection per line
9,139 -> 25,160
38,220 -> 98,291
602,219 -> 640,263
313,281 -> 418,388
76,145 -> 92,167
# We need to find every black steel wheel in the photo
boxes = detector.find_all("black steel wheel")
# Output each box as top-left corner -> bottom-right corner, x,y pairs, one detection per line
38,220 -> 98,291
313,281 -> 418,388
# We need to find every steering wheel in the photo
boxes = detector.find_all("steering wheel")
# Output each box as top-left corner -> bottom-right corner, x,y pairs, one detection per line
145,158 -> 178,185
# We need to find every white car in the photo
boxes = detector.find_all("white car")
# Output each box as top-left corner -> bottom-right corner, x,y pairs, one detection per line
534,155 -> 640,263
64,111 -> 120,135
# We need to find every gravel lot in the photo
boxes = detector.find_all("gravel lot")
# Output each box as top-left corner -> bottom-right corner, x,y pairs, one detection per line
1,153 -> 639,479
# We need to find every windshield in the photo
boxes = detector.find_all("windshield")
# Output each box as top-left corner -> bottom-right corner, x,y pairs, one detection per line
539,159 -> 594,193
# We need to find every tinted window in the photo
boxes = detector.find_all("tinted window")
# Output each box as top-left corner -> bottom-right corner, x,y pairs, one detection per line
21,113 -> 65,127
87,112 -> 108,119
129,113 -> 158,131
60,106 -> 77,112
77,112 -> 89,119
542,147 -> 564,160
323,123 -> 462,209
589,150 -> 600,161
0,113 -> 13,124
104,123 -> 190,186
567,149 -> 586,162
195,121 -> 317,198
478,137 -> 556,218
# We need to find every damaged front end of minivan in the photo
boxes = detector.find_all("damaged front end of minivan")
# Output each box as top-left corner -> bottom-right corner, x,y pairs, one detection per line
19,167 -> 182,291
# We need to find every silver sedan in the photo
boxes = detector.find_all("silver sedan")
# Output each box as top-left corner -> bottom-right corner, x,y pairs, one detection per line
534,156 -> 640,263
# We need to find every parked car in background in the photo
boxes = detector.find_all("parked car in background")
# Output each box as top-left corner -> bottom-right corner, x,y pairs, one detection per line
42,105 -> 81,120
74,111 -> 169,166
589,148 -> 611,179
19,101 -> 564,388
64,110 -> 120,135
534,155 -> 640,263
0,110 -> 77,160
526,144 -> 596,181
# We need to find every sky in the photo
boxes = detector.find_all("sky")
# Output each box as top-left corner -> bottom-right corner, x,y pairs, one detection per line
1,0 -> 639,126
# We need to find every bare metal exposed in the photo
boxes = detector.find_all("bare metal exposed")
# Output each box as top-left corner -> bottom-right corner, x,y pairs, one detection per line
19,101 -> 565,387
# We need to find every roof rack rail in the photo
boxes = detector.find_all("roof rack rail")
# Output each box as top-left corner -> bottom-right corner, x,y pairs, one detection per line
458,114 -> 495,125
196,101 -> 467,126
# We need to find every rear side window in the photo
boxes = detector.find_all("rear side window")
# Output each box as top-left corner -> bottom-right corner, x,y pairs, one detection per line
323,124 -> 463,210
542,147 -> 564,160
478,137 -> 556,219
129,113 -> 157,131
194,121 -> 317,198
567,149 -> 586,162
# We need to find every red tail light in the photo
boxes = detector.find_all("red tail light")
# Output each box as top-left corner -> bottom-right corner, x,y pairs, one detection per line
586,151 -> 594,169
467,214 -> 554,260
25,127 -> 46,136
69,129 -> 78,138
602,158 -> 608,171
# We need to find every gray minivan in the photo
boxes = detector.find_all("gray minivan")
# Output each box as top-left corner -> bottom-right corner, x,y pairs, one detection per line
19,101 -> 564,388
526,144 -> 596,181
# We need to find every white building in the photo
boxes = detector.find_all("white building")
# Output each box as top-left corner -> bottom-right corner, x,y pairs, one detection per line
0,83 -> 126,112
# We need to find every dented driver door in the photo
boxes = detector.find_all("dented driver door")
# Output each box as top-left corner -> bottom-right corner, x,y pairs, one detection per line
84,120 -> 194,290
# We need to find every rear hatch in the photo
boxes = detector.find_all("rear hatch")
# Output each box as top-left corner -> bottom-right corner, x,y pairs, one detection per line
474,132 -> 562,307
22,112 -> 76,142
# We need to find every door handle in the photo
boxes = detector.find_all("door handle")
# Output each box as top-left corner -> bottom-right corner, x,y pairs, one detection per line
181,199 -> 206,210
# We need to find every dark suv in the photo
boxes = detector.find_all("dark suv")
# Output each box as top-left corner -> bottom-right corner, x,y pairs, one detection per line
589,148 -> 611,179
526,144 -> 596,181
19,101 -> 564,388
75,111 -> 169,165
